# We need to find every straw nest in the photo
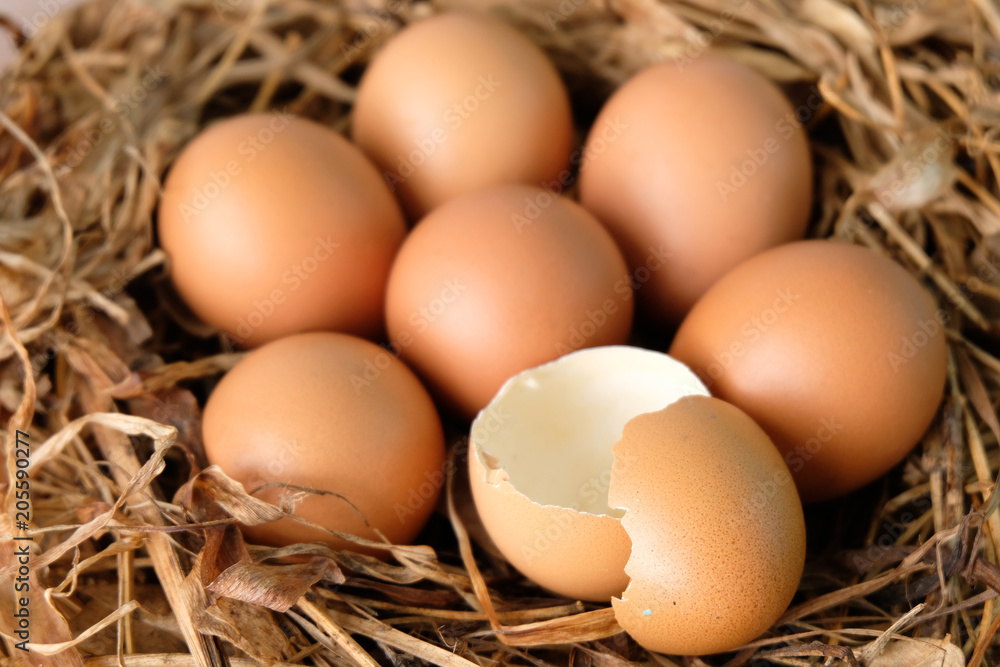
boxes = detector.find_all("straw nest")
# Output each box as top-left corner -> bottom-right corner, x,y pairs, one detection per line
1,0 -> 999,664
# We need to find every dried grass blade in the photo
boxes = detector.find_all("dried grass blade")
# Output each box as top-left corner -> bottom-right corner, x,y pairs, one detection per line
326,608 -> 479,667
493,607 -> 623,647
293,598 -> 380,667
7,601 -> 140,656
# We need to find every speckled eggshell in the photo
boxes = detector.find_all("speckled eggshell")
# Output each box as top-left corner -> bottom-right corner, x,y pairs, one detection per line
385,184 -> 633,418
159,114 -> 405,347
609,396 -> 805,655
579,57 -> 812,325
669,240 -> 947,502
202,332 -> 445,551
352,12 -> 574,219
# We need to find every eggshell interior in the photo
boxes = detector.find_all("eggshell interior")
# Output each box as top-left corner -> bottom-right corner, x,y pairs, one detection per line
469,346 -> 708,601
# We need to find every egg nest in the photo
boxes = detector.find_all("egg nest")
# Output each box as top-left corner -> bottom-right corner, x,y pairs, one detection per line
2,0 -> 1000,665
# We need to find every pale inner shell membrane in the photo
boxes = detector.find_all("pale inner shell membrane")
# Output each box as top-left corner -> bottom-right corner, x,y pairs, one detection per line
472,346 -> 709,517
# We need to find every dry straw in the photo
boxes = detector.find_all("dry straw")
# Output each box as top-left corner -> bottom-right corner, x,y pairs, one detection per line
0,0 -> 999,664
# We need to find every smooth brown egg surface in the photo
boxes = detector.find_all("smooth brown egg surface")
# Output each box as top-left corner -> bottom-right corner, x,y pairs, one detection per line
610,396 -> 805,655
202,332 -> 445,550
579,57 -> 812,325
670,240 -> 947,502
352,12 -> 574,219
385,184 -> 633,418
159,114 -> 405,347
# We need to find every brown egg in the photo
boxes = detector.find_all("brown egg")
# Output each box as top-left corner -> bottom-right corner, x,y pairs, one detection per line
159,113 -> 405,347
385,184 -> 633,418
352,12 -> 574,219
670,240 -> 947,502
202,332 -> 445,550
610,396 -> 805,655
469,346 -> 710,601
579,56 -> 813,325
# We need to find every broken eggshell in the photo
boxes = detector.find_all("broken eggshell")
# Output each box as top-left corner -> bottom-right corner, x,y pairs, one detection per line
609,395 -> 806,655
468,346 -> 709,602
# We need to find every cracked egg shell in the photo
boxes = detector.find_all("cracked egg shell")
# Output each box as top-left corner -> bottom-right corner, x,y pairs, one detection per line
468,346 -> 709,602
609,395 -> 805,655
